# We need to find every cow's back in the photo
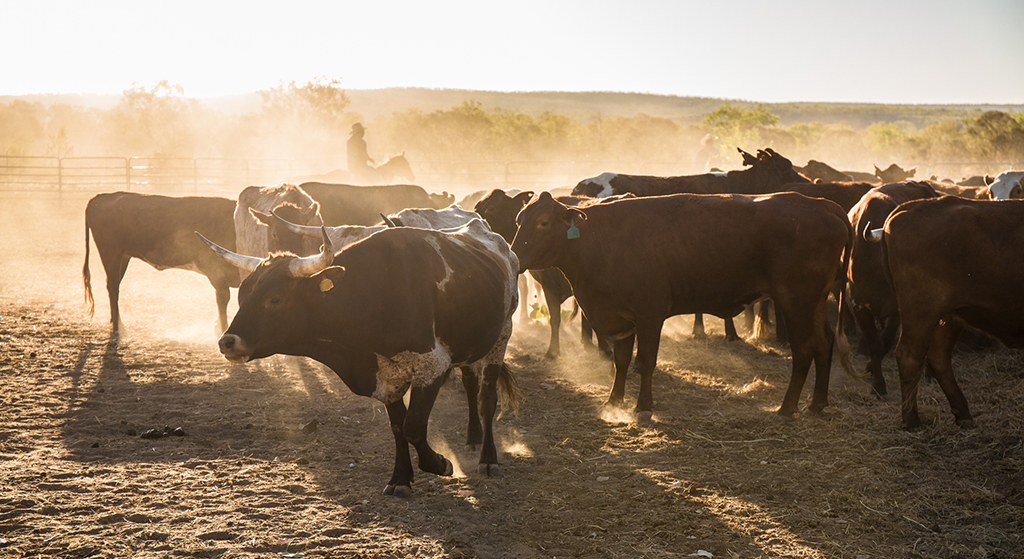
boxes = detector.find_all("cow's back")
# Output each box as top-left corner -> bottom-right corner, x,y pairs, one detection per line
334,225 -> 515,365
568,193 -> 848,320
87,192 -> 237,273
301,183 -> 441,226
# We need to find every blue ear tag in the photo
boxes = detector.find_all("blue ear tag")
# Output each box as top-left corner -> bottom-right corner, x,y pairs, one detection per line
566,219 -> 580,240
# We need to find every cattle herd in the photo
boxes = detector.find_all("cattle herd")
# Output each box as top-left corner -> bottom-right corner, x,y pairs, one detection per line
81,150 -> 1024,497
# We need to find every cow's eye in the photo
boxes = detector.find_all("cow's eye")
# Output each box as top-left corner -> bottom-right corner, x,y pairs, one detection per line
269,297 -> 282,305
538,220 -> 551,229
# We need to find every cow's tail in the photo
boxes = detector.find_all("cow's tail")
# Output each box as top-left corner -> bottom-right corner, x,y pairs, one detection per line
83,215 -> 95,319
569,299 -> 580,322
496,362 -> 521,418
835,218 -> 868,384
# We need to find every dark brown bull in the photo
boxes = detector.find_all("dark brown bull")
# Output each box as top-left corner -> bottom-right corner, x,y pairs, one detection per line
843,181 -> 940,397
299,182 -> 454,226
865,197 -> 1024,429
83,192 -> 240,335
199,220 -> 519,496
795,160 -> 854,183
512,191 -> 854,421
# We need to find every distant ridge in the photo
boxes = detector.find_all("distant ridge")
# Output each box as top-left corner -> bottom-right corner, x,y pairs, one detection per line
3,88 -> 1021,130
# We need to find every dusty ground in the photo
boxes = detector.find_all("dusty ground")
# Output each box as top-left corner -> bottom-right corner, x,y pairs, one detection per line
1,193 -> 1022,559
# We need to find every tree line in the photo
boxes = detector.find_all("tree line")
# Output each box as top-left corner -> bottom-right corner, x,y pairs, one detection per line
2,79 -> 1023,176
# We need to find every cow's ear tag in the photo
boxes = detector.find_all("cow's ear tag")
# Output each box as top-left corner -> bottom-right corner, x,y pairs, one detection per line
319,278 -> 335,293
566,219 -> 580,240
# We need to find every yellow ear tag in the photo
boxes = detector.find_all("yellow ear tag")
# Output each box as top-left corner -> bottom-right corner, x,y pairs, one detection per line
319,278 -> 334,293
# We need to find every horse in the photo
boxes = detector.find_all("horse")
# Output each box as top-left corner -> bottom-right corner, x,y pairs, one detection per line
285,152 -> 417,187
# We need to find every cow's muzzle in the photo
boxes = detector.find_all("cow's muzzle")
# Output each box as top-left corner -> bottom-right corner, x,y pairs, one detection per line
218,333 -> 251,364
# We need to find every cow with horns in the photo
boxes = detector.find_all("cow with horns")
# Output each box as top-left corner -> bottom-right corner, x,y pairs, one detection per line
198,219 -> 519,497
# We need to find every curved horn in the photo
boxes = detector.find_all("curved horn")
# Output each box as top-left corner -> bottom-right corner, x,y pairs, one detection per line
380,213 -> 398,227
287,227 -> 334,277
863,222 -> 884,243
196,232 -> 261,272
271,209 -> 322,238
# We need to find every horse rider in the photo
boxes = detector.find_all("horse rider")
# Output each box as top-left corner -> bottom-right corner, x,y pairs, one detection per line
347,122 -> 382,184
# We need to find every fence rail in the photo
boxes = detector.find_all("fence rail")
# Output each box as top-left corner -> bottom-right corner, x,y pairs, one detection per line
1,155 -> 1021,198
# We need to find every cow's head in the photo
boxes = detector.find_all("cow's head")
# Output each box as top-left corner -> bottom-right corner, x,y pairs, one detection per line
874,163 -> 916,183
475,189 -> 534,244
571,172 -> 617,197
428,191 -> 455,208
250,201 -> 323,256
741,147 -> 807,190
510,191 -> 585,273
987,170 -> 1024,200
798,160 -> 853,183
198,229 -> 343,363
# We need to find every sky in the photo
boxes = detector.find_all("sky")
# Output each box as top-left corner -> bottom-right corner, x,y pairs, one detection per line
4,0 -> 1023,105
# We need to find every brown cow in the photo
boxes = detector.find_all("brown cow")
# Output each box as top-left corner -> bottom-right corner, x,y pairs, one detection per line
83,192 -> 240,335
795,160 -> 854,183
200,220 -> 519,496
865,196 -> 1024,429
571,147 -> 809,198
842,181 -> 940,397
511,191 -> 853,421
874,163 -> 916,184
299,182 -> 454,226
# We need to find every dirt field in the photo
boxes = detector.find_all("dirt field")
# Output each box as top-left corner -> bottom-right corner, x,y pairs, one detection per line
1,193 -> 1022,559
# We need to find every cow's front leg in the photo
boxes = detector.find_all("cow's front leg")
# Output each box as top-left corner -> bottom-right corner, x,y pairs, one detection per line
405,377 -> 454,478
633,320 -> 665,423
606,334 -> 635,409
383,399 -> 415,497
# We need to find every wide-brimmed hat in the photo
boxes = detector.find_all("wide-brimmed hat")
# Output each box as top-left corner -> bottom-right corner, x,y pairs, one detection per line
351,122 -> 364,134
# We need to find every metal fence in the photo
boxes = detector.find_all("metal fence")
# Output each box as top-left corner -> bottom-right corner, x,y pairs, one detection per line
1,155 -> 1020,199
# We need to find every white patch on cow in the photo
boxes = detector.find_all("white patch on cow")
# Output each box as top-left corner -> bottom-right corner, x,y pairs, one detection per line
711,172 -> 728,178
583,172 -> 619,198
988,170 -> 1024,200
373,339 -> 452,403
391,204 -> 481,230
424,236 -> 454,291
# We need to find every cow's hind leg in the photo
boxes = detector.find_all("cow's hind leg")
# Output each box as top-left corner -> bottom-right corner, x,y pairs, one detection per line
543,286 -> 562,359
460,367 -> 483,449
477,363 -> 503,476
852,304 -> 887,397
692,313 -> 706,338
383,399 -> 415,497
210,279 -> 232,335
101,253 -> 131,335
775,298 -> 824,417
924,319 -> 973,428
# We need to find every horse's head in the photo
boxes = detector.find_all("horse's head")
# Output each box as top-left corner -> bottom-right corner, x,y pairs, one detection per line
380,152 -> 415,183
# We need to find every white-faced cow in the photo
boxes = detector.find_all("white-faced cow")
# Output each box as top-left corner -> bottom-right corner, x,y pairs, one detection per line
299,182 -> 455,226
199,219 -> 519,497
985,170 -> 1024,200
512,191 -> 854,421
842,181 -> 940,397
234,184 -> 323,267
83,192 -> 240,335
865,197 -> 1024,429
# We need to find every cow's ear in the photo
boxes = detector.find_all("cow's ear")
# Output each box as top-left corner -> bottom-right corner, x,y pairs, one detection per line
308,266 -> 346,295
873,164 -> 882,175
907,167 -> 916,177
513,191 -> 534,207
250,208 -> 273,226
738,148 -> 757,166
985,174 -> 994,186
562,207 -> 587,224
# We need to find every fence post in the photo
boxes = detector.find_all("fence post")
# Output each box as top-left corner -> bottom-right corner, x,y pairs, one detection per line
57,157 -> 63,204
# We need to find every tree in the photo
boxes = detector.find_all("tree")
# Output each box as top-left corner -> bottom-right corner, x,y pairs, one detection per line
703,103 -> 780,153
104,81 -> 197,156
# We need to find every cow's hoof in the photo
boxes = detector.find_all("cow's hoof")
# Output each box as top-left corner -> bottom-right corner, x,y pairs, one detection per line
383,484 -> 412,498
871,389 -> 888,401
544,351 -> 558,360
955,418 -> 977,429
439,456 -> 454,477
635,411 -> 653,424
478,463 -> 501,477
725,335 -> 740,342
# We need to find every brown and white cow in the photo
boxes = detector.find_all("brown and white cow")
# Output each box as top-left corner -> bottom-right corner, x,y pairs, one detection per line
512,191 -> 853,421
865,197 -> 1024,429
571,147 -> 809,198
234,184 -> 323,265
299,182 -> 455,226
83,192 -> 240,334
842,181 -> 940,397
200,219 -> 519,497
